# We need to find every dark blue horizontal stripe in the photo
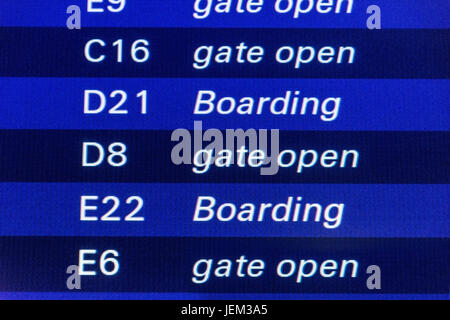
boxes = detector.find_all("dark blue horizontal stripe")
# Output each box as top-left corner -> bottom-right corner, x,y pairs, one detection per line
0,237 -> 447,293
0,130 -> 447,183
0,28 -> 448,78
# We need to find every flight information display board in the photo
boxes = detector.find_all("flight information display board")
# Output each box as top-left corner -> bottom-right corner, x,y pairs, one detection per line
0,0 -> 448,302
